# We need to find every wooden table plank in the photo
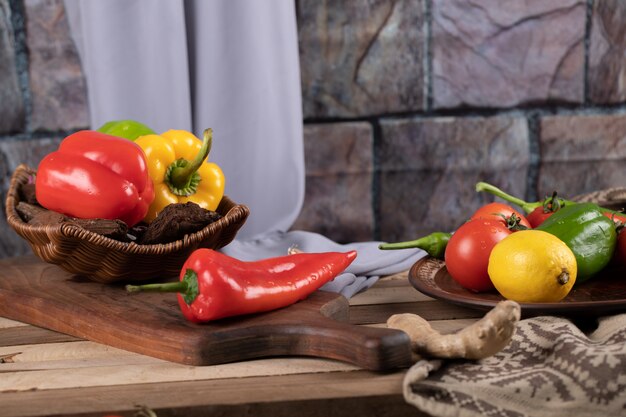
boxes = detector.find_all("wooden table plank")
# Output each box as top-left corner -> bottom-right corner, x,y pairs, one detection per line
0,325 -> 80,347
1,369 -> 423,417
350,286 -> 433,306
0,340 -> 140,361
6,394 -> 427,417
0,355 -> 161,372
350,300 -> 485,324
0,265 -> 487,417
0,356 -> 361,392
366,318 -> 480,334
0,317 -> 28,329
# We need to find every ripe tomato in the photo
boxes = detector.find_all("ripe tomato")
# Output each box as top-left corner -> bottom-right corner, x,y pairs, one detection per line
470,202 -> 531,229
527,206 -> 554,228
444,218 -> 512,292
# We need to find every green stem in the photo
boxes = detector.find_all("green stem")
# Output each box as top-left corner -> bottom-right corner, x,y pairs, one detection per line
166,128 -> 213,196
126,281 -> 188,294
126,269 -> 200,305
475,182 -> 540,214
379,232 -> 451,259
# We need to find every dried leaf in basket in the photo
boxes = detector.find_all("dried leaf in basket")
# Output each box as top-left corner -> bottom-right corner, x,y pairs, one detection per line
140,202 -> 222,245
16,202 -> 130,241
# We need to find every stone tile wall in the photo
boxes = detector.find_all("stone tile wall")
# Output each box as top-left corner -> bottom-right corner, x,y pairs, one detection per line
0,0 -> 86,258
1,0 -> 625,258
295,0 -> 626,243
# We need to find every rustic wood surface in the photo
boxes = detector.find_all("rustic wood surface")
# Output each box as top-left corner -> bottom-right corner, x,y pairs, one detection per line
0,257 -> 485,417
0,256 -> 412,371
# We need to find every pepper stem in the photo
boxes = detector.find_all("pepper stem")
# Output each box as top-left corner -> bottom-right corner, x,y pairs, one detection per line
126,269 -> 200,305
126,281 -> 188,293
378,232 -> 451,259
475,182 -> 540,214
165,128 -> 213,196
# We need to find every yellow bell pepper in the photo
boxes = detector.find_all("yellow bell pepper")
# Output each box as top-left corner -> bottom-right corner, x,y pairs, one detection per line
134,128 -> 225,222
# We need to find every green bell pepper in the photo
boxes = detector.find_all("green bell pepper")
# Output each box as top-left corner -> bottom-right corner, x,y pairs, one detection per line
537,203 -> 617,283
97,120 -> 155,141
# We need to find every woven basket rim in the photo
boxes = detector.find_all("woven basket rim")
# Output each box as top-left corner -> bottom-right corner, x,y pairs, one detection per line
6,164 -> 250,255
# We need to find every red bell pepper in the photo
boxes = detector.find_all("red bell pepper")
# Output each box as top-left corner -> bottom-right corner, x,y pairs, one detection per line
126,248 -> 358,323
36,130 -> 155,227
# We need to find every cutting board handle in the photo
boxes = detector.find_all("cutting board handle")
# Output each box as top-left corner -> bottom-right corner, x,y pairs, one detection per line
198,293 -> 414,370
275,312 -> 414,370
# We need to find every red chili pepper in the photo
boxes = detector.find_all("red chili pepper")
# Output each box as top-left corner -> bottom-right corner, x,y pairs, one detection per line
126,249 -> 358,323
35,130 -> 155,227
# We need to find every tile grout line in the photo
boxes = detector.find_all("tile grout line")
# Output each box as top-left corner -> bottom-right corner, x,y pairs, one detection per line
7,0 -> 31,135
583,0 -> 594,105
371,119 -> 383,241
303,101 -> 626,126
423,0 -> 433,112
525,112 -> 541,203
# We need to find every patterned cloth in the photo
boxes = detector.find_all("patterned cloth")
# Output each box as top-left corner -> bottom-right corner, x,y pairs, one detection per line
404,314 -> 626,417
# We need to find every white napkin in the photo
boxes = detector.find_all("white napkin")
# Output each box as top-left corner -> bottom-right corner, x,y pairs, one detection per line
220,230 -> 427,298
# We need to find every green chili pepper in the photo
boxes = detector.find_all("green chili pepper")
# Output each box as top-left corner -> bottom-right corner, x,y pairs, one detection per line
378,232 -> 451,259
97,120 -> 156,141
537,203 -> 617,283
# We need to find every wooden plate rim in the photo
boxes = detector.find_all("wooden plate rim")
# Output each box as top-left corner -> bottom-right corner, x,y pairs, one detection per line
408,256 -> 626,315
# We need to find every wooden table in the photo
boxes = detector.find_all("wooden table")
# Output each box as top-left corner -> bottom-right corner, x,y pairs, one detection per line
1,271 -> 484,417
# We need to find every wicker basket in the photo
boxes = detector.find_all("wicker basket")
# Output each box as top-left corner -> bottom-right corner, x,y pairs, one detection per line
5,164 -> 250,283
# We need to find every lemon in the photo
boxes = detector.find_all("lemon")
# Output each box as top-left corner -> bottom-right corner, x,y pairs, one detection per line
488,230 -> 577,303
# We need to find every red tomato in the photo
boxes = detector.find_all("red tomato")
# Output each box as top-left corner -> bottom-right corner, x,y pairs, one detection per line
527,206 -> 554,228
470,202 -> 531,229
444,218 -> 512,292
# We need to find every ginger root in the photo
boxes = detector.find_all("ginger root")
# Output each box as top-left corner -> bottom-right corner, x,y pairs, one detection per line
387,300 -> 520,360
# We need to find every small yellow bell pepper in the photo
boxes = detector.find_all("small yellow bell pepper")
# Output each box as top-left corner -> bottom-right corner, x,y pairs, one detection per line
135,128 -> 225,222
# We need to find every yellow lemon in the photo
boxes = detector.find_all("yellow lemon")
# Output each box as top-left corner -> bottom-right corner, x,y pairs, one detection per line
488,230 -> 577,303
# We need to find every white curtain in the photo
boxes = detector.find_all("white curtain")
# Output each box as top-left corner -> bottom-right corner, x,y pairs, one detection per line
63,0 -> 304,239
63,0 -> 426,297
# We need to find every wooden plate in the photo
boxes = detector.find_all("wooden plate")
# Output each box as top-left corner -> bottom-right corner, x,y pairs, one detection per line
409,257 -> 626,317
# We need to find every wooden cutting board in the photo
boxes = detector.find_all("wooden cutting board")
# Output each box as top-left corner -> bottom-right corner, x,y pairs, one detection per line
0,255 -> 412,371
